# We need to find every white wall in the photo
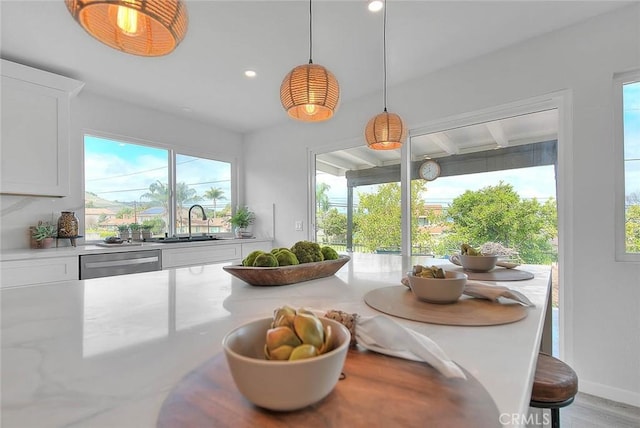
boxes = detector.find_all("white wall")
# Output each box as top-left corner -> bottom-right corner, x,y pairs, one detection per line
0,91 -> 243,250
244,5 -> 640,406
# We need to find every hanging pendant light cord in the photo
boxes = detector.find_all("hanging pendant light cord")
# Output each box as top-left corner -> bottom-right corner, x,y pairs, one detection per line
308,0 -> 313,64
383,0 -> 388,112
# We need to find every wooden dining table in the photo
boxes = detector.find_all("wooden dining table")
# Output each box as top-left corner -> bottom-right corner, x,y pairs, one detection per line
0,253 -> 551,427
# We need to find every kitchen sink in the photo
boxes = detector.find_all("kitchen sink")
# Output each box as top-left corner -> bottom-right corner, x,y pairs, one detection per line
148,235 -> 221,243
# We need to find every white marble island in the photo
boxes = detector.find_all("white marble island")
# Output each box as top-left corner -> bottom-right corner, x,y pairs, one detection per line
1,254 -> 551,427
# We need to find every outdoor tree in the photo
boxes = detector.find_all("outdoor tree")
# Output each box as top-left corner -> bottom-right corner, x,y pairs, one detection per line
625,191 -> 640,252
411,182 -> 438,256
141,218 -> 166,235
355,183 -> 401,252
354,181 -> 429,253
115,207 -> 134,219
321,208 -> 347,244
316,182 -> 332,235
316,182 -> 331,213
142,181 -> 201,231
444,182 -> 557,263
204,187 -> 226,218
625,205 -> 640,252
141,180 -> 170,213
176,182 -> 201,229
220,203 -> 232,217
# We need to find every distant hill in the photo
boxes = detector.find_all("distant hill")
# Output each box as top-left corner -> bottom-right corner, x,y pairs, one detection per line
85,192 -> 130,209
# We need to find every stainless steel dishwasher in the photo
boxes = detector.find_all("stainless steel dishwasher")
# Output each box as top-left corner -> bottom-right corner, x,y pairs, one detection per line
79,250 -> 162,279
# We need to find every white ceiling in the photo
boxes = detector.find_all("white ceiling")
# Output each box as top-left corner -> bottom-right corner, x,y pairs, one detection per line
0,0 -> 631,136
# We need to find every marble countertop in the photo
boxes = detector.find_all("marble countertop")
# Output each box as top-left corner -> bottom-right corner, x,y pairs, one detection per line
0,237 -> 272,261
0,254 -> 551,427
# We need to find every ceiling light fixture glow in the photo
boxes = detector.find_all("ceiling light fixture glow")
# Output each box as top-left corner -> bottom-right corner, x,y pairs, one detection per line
368,1 -> 383,13
365,0 -> 406,150
280,0 -> 340,122
116,1 -> 141,35
244,70 -> 257,78
65,0 -> 188,57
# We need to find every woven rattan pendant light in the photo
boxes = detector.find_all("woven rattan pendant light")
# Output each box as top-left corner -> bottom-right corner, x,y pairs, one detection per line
65,0 -> 188,57
280,0 -> 340,122
365,0 -> 406,150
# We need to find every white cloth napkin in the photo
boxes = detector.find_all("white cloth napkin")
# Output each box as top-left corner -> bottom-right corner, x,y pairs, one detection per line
354,315 -> 467,379
400,276 -> 533,307
463,281 -> 534,307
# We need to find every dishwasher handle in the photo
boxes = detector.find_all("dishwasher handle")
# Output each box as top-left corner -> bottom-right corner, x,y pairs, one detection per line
84,255 -> 160,269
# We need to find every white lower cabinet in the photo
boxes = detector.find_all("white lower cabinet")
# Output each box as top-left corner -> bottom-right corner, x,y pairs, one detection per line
162,244 -> 242,269
0,240 -> 274,287
1,256 -> 78,288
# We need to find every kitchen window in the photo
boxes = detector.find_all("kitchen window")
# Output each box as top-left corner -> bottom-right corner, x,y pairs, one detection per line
84,134 -> 233,240
614,70 -> 640,261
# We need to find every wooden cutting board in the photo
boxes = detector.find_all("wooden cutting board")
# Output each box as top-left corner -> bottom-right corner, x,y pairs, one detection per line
157,348 -> 501,428
365,286 -> 528,326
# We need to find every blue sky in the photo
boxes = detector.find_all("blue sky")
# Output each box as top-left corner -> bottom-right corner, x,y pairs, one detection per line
84,135 -> 231,205
624,81 -> 640,197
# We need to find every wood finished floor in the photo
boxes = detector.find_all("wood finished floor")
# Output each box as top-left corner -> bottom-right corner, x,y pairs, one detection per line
534,392 -> 640,428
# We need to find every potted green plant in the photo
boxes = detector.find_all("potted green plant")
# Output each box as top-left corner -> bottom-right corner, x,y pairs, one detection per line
129,223 -> 141,241
30,221 -> 57,249
141,224 -> 153,240
229,206 -> 255,238
117,224 -> 130,241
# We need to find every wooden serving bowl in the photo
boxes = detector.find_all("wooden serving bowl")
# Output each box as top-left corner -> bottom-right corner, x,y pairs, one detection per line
223,255 -> 350,286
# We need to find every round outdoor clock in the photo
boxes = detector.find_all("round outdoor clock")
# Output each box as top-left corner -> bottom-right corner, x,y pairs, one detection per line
419,160 -> 441,181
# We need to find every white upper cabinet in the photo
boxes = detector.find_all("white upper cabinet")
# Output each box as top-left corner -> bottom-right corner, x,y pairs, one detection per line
1,59 -> 84,197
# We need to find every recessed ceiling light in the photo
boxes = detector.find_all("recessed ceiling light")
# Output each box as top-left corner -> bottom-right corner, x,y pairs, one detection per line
244,70 -> 257,78
368,1 -> 383,12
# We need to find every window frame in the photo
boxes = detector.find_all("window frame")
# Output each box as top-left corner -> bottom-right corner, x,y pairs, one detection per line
82,131 -> 237,241
613,69 -> 640,262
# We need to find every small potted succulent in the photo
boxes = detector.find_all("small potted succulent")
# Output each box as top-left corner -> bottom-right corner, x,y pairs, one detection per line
30,221 -> 57,249
117,224 -> 130,241
229,206 -> 255,238
129,223 -> 141,241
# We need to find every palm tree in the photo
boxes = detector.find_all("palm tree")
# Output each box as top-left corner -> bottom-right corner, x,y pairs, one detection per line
142,181 -> 201,231
141,180 -> 169,213
316,182 -> 331,213
316,182 -> 331,236
204,187 -> 226,218
141,180 -> 170,233
176,182 -> 200,230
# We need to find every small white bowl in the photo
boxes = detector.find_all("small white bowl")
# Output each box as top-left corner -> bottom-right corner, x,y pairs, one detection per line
222,316 -> 350,411
408,270 -> 467,304
460,254 -> 498,272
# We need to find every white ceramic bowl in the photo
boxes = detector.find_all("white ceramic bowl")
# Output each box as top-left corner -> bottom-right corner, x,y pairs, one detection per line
460,254 -> 498,272
408,270 -> 467,304
222,316 -> 350,411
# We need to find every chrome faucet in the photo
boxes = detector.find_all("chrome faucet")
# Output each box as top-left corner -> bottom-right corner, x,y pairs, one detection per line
188,204 -> 207,239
